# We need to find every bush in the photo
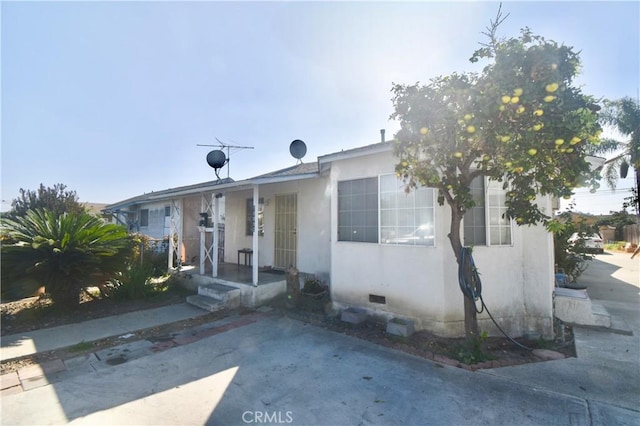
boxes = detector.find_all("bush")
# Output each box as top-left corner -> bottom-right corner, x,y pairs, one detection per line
553,210 -> 596,283
1,209 -> 131,309
111,262 -> 156,300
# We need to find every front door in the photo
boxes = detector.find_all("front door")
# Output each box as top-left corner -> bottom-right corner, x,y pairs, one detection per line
274,193 -> 297,269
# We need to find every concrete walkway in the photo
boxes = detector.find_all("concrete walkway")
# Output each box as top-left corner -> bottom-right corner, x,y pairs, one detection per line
1,303 -> 207,360
1,252 -> 638,425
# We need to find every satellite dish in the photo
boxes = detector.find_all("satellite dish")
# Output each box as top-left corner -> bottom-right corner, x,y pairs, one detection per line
206,150 -> 227,169
289,139 -> 307,161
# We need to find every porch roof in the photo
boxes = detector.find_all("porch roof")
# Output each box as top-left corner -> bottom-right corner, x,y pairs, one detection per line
104,140 -> 396,212
104,163 -> 319,211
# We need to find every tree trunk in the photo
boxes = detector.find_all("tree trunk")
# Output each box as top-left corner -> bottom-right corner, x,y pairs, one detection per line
48,279 -> 81,310
447,203 -> 479,339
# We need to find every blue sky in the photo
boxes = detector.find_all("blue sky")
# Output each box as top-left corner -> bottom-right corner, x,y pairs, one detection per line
2,1 -> 638,215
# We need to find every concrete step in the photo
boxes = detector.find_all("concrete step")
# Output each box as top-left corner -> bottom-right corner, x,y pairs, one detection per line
197,283 -> 241,309
554,288 -> 612,328
186,295 -> 226,313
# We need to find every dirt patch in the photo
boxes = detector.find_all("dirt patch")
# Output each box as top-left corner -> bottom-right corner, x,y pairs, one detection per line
0,297 -> 231,375
270,295 -> 576,370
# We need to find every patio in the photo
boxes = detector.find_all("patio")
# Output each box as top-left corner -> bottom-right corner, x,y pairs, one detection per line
213,263 -> 287,286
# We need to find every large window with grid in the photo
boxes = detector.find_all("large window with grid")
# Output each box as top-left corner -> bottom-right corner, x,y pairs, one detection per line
379,174 -> 435,246
464,177 -> 512,246
337,175 -> 435,246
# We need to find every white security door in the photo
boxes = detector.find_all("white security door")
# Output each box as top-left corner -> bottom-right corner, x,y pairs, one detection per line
274,194 -> 297,269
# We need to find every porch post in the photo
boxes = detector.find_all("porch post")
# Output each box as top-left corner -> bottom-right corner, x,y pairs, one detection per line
252,185 -> 259,286
212,192 -> 220,278
168,198 -> 183,269
199,196 -> 206,275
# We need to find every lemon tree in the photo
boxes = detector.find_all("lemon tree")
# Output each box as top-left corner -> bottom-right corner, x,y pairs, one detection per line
390,16 -> 601,337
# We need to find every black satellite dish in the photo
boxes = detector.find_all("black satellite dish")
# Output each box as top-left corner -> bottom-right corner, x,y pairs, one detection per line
206,150 -> 228,179
290,139 -> 307,162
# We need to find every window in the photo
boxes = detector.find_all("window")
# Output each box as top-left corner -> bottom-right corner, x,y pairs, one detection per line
464,177 -> 512,246
164,206 -> 170,217
487,180 -> 512,245
338,178 -> 378,243
464,178 -> 486,246
246,198 -> 264,236
380,174 -> 435,246
337,175 -> 435,246
140,209 -> 149,227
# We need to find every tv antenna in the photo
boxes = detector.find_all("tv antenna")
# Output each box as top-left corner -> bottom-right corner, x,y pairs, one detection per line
197,138 -> 254,180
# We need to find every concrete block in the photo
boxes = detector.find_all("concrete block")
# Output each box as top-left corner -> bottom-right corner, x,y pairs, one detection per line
0,372 -> 20,390
386,318 -> 415,337
341,307 -> 367,325
555,290 -> 612,328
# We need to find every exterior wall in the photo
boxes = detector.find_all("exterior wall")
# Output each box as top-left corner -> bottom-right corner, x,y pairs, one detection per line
222,177 -> 331,280
136,202 -> 171,239
328,150 -> 554,338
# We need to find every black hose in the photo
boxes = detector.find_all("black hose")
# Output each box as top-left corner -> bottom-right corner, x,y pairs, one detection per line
458,247 -> 532,351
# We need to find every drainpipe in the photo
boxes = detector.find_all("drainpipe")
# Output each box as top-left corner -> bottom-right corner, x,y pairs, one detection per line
380,129 -> 385,143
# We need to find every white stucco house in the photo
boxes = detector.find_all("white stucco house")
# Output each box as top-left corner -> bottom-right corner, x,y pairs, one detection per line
104,139 -> 557,339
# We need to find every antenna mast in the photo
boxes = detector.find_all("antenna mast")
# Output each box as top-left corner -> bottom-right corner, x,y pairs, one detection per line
198,138 -> 254,179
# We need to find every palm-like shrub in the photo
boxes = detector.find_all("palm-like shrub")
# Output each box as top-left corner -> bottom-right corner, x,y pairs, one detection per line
1,209 -> 132,309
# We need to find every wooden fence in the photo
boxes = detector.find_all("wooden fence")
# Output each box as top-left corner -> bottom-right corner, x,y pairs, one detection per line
623,224 -> 640,244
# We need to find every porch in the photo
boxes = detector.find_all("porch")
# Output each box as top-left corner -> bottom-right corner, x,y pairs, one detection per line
180,263 -> 288,311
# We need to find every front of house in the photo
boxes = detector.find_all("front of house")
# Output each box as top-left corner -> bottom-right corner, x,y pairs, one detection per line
104,140 -> 555,338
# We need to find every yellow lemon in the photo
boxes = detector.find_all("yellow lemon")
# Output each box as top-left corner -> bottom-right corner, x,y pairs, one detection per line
504,161 -> 513,168
570,137 -> 581,145
453,152 -> 463,158
483,154 -> 491,161
532,123 -> 543,131
566,148 -> 574,153
516,106 -> 526,114
466,125 -> 476,134
501,135 -> 511,143
545,83 -> 559,92
533,109 -> 544,116
420,127 -> 429,135
501,95 -> 511,104
510,96 -> 520,104
543,95 -> 556,102
464,114 -> 472,121
555,139 -> 565,146
499,105 -> 506,112
528,148 -> 538,156
513,88 -> 523,97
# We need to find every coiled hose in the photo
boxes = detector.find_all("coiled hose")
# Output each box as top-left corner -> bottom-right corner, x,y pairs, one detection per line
458,247 -> 531,351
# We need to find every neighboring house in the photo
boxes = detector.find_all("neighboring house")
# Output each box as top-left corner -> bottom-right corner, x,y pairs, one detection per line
104,141 -> 556,339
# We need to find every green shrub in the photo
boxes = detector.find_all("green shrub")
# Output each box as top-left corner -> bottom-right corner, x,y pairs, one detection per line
1,209 -> 131,309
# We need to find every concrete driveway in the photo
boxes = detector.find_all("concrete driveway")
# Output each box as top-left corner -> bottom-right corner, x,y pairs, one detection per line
2,252 -> 638,425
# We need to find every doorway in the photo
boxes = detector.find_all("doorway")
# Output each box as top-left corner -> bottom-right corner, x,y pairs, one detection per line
274,193 -> 297,269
